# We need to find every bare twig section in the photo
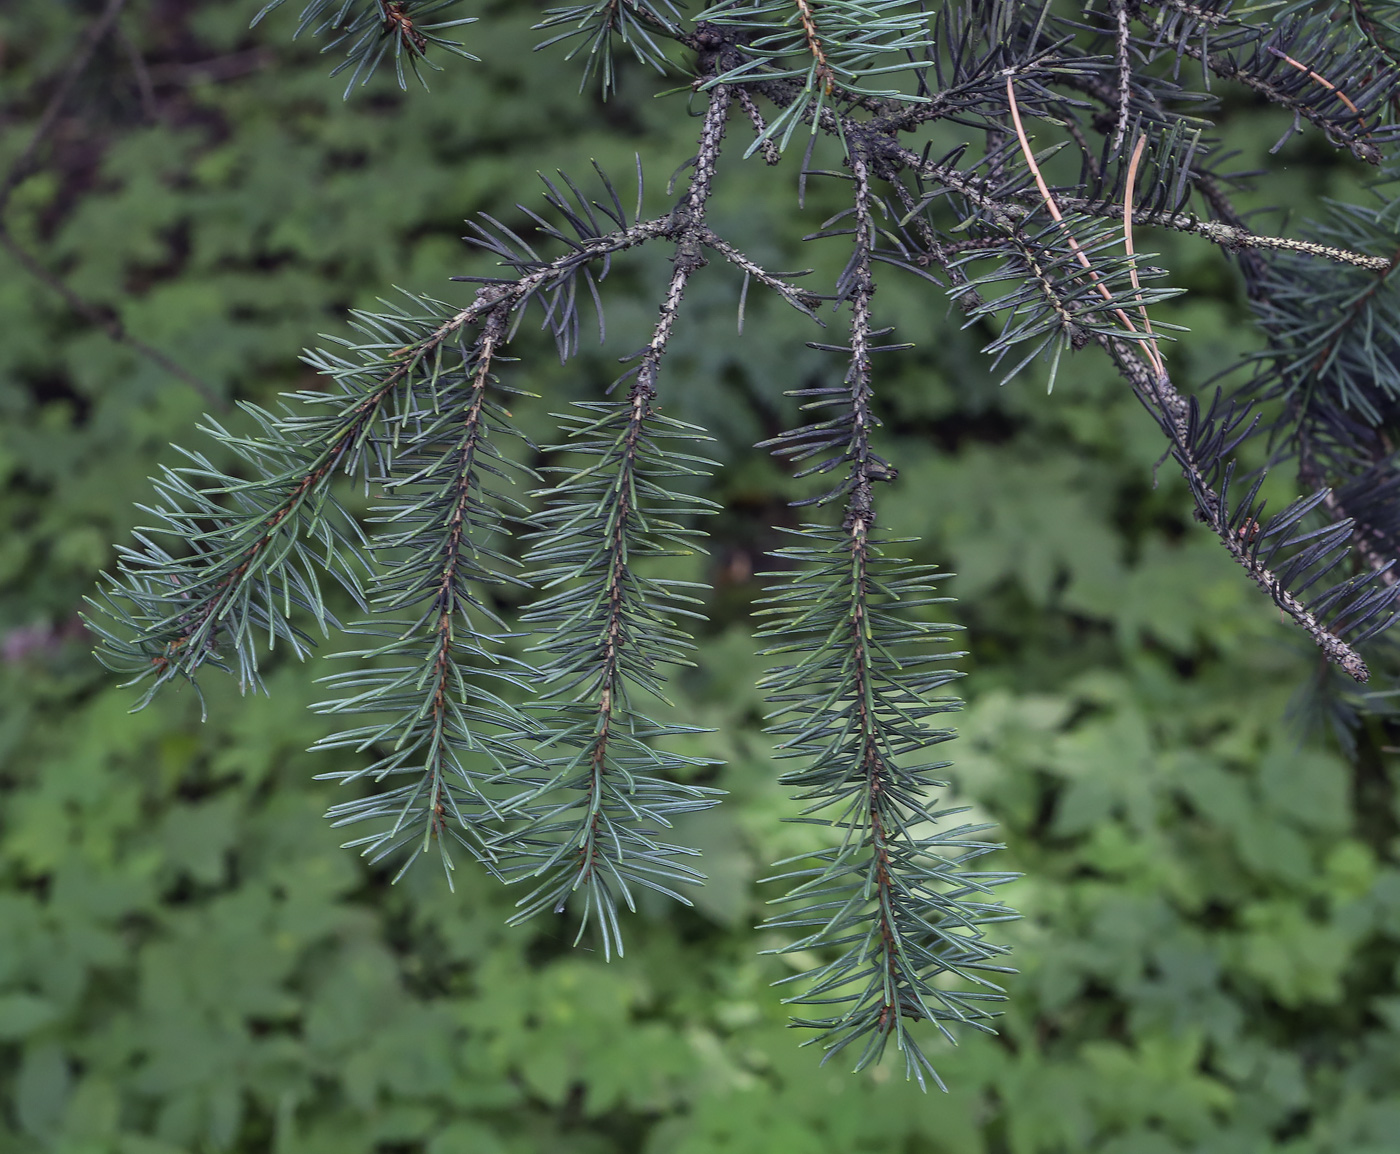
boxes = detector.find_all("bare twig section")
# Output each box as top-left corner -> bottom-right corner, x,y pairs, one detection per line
1193,172 -> 1269,285
1143,0 -> 1234,27
699,227 -> 823,316
736,86 -> 782,164
1141,214 -> 1395,269
1111,0 -> 1133,155
633,85 -> 731,396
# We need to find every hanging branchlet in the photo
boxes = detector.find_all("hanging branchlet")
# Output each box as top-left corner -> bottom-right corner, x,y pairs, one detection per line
497,400 -> 723,959
758,150 -> 1016,1088
311,308 -> 542,885
488,87 -> 734,959
88,206 -> 672,712
88,297 -> 453,710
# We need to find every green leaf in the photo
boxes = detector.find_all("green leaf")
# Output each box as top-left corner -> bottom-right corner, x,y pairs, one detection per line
0,996 -> 59,1042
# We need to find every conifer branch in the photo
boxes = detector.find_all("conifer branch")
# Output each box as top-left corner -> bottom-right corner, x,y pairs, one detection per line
1177,39 -> 1390,165
758,147 -> 1015,1088
81,0 -> 1400,1082
494,86 -> 733,958
902,146 -> 1394,272
91,213 -> 676,704
311,307 -> 540,883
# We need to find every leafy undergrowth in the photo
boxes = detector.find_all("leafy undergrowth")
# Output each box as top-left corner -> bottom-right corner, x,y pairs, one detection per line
2,4 -> 1399,1153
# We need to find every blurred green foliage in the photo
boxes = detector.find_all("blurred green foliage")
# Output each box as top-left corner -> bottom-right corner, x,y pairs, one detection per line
2,2 -> 1400,1152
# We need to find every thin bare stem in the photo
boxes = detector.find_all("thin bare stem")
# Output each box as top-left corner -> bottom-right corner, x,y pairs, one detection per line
736,86 -> 782,164
1111,0 -> 1133,155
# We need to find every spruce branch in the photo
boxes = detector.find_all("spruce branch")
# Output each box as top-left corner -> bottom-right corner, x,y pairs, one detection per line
758,148 -> 1015,1088
1109,343 -> 1396,681
90,202 -> 674,706
701,0 -> 937,153
1178,29 -> 1398,164
75,0 -> 1400,1081
492,86 -> 734,958
900,142 -> 1395,272
311,307 -> 541,884
535,1 -> 686,96
720,24 -> 1400,675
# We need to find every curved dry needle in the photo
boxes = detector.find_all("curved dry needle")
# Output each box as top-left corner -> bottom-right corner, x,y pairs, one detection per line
1005,76 -> 1164,375
1122,133 -> 1164,376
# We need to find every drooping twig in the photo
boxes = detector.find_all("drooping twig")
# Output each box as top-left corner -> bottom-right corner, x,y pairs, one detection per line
123,210 -> 680,696
498,86 -> 734,958
736,86 -> 783,164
